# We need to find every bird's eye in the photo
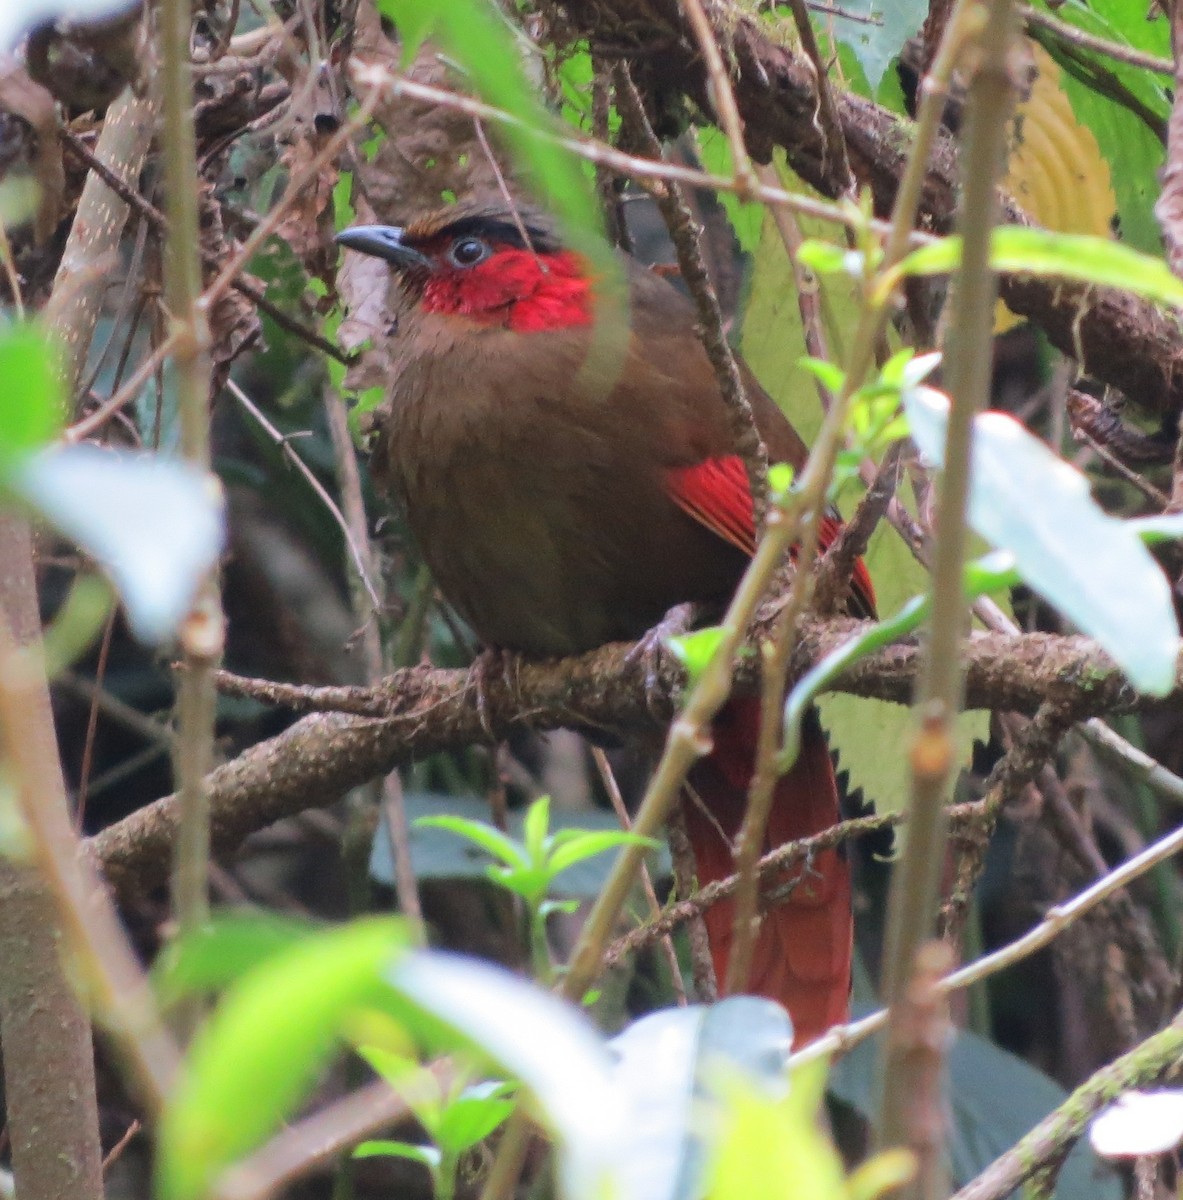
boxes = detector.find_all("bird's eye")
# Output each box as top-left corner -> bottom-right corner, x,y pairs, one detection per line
448,237 -> 490,267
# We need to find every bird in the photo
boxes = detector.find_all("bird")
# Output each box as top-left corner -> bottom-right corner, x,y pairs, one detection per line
337,202 -> 875,1047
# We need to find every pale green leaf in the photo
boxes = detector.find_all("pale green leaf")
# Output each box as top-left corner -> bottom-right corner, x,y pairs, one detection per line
905,387 -> 1180,694
11,446 -> 225,645
899,228 -> 1183,309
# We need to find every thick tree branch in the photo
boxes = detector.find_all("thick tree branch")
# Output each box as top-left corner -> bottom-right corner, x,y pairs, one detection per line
90,613 -> 1156,904
556,0 -> 1183,419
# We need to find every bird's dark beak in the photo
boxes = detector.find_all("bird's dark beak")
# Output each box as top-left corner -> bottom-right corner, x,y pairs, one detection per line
335,225 -> 434,273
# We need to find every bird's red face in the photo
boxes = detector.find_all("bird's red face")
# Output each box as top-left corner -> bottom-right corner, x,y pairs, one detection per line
336,214 -> 593,333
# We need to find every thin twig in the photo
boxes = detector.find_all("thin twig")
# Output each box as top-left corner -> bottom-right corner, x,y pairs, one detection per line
938,703 -> 1077,943
1020,3 -> 1174,77
227,380 -> 382,610
614,64 -> 770,525
0,602 -> 180,1114
951,1008 -> 1183,1200
888,940 -> 955,1200
785,0 -> 854,195
813,442 -> 902,614
320,385 -> 423,933
680,0 -> 760,199
199,87 -> 380,311
346,61 -> 921,246
794,805 -> 1183,1070
604,809 -> 902,966
592,747 -> 687,1005
666,801 -> 718,1000
60,131 -> 352,365
159,0 -> 222,952
65,330 -> 182,443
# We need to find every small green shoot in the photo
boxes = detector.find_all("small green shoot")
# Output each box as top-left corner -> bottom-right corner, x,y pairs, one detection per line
667,625 -> 727,688
417,797 -> 658,982
354,1048 -> 516,1200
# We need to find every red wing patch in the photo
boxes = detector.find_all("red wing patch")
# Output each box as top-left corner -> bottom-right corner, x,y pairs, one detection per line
665,456 -> 757,557
667,455 -> 876,617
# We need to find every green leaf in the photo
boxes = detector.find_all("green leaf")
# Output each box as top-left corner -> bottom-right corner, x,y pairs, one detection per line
609,998 -> 795,1200
709,1058 -> 846,1200
522,795 -> 551,866
767,461 -> 795,501
415,814 -> 529,870
798,356 -> 846,396
0,324 -> 62,462
40,574 -> 113,677
781,596 -> 928,773
435,1081 -> 517,1152
386,951 -> 618,1200
796,239 -> 864,277
354,1139 -> 442,1168
818,0 -> 927,93
487,861 -> 551,907
378,793 -> 672,898
667,626 -> 725,685
11,447 -> 225,645
1027,0 -> 1168,254
695,127 -> 765,254
152,913 -> 319,1008
899,227 -> 1183,309
156,917 -> 408,1200
905,386 -> 1181,694
545,829 -> 659,876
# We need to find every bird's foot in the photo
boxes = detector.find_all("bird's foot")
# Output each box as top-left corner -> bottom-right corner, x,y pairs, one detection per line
465,647 -> 524,739
625,602 -> 697,718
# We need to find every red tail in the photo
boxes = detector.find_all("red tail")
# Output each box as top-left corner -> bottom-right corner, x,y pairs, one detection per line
682,696 -> 852,1048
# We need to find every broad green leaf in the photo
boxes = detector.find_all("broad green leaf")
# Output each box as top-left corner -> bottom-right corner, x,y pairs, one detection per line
609,998 -> 795,1200
152,913 -> 318,1008
386,951 -> 619,1200
11,446 -> 225,645
899,228 -> 1183,309
905,387 -> 1180,694
157,917 -> 408,1200
0,324 -> 62,461
781,596 -> 928,773
415,813 -> 529,870
815,520 -> 990,824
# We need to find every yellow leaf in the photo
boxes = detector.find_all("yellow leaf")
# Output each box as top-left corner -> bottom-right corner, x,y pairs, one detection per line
997,40 -> 1118,330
